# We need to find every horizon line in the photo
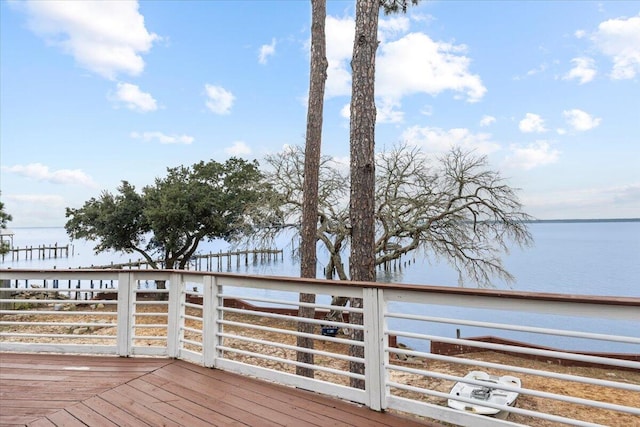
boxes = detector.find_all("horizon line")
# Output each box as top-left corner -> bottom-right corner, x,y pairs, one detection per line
5,217 -> 640,229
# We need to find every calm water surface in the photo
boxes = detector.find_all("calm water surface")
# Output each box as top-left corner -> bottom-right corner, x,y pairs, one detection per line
5,221 -> 638,296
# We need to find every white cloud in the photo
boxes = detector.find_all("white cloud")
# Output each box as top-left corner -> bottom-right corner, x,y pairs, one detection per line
324,15 -> 486,108
401,126 -> 500,155
504,141 -> 560,170
225,141 -> 252,156
376,32 -> 486,103
420,105 -> 433,116
2,163 -> 97,187
376,99 -> 404,123
519,113 -> 547,133
130,131 -> 193,144
612,183 -> 640,207
563,57 -> 597,84
526,63 -> 548,77
5,194 -> 65,205
325,16 -> 355,97
3,194 -> 67,227
409,13 -> 435,25
204,84 -> 235,114
523,183 -> 640,219
563,109 -> 602,131
591,13 -> 640,79
20,0 -> 159,80
339,98 -> 405,123
378,16 -> 410,43
258,38 -> 276,64
513,62 -> 548,81
575,29 -> 587,39
111,82 -> 157,112
480,115 -> 496,127
340,103 -> 350,120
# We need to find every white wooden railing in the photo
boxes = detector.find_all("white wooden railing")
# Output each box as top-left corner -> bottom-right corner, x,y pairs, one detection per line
1,269 -> 639,426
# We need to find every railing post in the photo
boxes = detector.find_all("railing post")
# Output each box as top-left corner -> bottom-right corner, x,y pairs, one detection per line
166,273 -> 183,358
377,288 -> 390,410
202,275 -> 218,368
116,272 -> 133,356
363,287 -> 383,411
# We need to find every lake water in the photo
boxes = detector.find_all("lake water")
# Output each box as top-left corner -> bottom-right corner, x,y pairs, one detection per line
3,221 -> 639,296
2,221 -> 639,352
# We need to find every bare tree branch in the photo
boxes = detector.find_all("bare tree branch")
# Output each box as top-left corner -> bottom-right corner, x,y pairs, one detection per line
246,143 -> 533,288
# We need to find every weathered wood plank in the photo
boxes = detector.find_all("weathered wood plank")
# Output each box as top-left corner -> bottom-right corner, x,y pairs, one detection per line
148,368 -> 311,426
45,410 -> 86,427
128,378 -> 247,426
149,363 -> 332,425
142,373 -> 273,426
103,383 -> 216,427
0,400 -> 68,410
65,403 -> 119,427
97,387 -> 183,427
0,414 -> 40,427
26,417 -> 56,427
82,396 -> 154,427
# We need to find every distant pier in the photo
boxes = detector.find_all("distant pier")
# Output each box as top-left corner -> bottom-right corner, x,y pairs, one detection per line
2,248 -> 283,301
86,248 -> 283,271
2,243 -> 72,262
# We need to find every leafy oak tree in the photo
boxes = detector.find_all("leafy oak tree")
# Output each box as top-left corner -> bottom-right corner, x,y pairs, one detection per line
0,196 -> 13,255
65,158 -> 266,284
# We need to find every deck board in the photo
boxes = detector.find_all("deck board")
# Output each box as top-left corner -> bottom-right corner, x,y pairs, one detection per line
65,403 -> 119,427
141,372 -> 281,426
0,352 -> 440,427
149,363 -> 353,426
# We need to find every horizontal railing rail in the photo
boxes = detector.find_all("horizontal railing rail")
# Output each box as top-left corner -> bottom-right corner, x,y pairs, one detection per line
1,268 -> 638,427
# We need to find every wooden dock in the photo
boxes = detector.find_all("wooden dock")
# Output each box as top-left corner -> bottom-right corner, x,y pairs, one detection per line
0,353 -> 438,427
86,248 -> 283,271
1,244 -> 71,262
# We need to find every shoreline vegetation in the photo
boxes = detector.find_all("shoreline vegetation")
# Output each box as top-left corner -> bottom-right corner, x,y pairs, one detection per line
1,302 -> 638,427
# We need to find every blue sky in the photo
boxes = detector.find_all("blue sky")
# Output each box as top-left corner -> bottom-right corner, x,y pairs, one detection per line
1,1 -> 639,227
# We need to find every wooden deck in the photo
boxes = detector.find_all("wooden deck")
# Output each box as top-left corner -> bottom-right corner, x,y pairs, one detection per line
0,353 -> 440,427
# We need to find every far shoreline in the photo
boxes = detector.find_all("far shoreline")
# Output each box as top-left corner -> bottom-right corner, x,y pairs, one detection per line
526,218 -> 640,223
8,217 -> 640,229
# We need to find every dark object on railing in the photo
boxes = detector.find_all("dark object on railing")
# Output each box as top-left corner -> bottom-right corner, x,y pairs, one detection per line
321,326 -> 339,337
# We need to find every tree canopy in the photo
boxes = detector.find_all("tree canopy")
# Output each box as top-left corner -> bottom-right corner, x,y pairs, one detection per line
0,198 -> 11,230
65,157 -> 266,271
0,196 -> 13,255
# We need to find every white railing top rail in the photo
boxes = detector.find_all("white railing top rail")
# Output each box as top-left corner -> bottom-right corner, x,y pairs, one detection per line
3,267 -> 639,307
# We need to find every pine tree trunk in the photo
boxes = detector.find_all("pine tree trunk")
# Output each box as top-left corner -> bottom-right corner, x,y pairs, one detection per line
297,0 -> 328,378
348,0 -> 379,389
